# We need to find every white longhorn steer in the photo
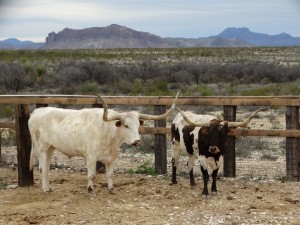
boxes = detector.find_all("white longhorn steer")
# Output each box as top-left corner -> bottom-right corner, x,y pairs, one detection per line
29,93 -> 179,192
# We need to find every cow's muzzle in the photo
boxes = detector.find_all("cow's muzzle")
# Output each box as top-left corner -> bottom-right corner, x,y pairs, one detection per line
132,140 -> 142,146
209,146 -> 220,154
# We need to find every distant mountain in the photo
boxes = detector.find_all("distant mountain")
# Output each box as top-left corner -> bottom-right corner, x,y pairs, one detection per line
0,38 -> 43,49
42,24 -> 252,49
1,25 -> 300,49
43,24 -> 173,49
214,27 -> 300,46
164,37 -> 252,47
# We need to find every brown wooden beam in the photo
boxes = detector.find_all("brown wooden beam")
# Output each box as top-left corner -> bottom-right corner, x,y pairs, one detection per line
228,129 -> 300,137
0,122 -> 15,129
1,122 -> 300,137
0,95 -> 300,106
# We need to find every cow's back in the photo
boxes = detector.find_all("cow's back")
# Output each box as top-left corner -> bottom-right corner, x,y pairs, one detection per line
29,107 -> 76,125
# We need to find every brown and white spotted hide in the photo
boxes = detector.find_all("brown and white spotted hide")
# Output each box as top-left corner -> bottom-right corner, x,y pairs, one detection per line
171,112 -> 228,196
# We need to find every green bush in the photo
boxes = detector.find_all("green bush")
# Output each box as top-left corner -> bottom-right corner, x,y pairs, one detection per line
36,65 -> 46,77
0,105 -> 14,119
0,182 -> 8,190
241,86 -> 273,96
79,81 -> 99,94
127,160 -> 156,176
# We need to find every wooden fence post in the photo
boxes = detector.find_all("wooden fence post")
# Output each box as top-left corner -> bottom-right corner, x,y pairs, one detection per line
154,105 -> 167,174
15,104 -> 34,187
286,106 -> 300,181
223,105 -> 237,177
0,134 -> 2,161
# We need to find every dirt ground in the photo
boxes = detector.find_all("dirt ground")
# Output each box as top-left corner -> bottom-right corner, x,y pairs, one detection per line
1,166 -> 300,225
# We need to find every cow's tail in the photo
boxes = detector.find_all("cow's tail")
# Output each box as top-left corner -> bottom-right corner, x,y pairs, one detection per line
29,140 -> 34,171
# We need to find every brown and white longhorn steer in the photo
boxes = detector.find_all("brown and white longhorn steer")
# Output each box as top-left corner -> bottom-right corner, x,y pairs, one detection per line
170,107 -> 264,196
29,92 -> 179,192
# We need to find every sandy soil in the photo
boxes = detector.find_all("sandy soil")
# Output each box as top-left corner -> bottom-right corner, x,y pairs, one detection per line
1,166 -> 300,225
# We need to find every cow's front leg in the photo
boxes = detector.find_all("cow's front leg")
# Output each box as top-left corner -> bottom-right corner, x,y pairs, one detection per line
187,155 -> 196,186
200,166 -> 209,196
39,147 -> 54,192
105,162 -> 114,191
86,158 -> 97,192
211,169 -> 218,194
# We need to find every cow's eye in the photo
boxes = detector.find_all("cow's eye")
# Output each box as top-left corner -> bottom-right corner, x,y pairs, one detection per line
125,125 -> 129,128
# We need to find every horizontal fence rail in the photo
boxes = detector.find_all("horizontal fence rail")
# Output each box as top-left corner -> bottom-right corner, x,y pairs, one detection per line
0,95 -> 299,185
1,95 -> 300,137
2,124 -> 300,137
0,95 -> 300,106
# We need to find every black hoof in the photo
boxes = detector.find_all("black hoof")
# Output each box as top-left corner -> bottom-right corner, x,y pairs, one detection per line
88,185 -> 94,193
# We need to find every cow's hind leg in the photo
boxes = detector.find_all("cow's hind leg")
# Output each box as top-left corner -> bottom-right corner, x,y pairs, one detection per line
39,146 -> 54,192
86,157 -> 97,192
171,142 -> 181,185
187,155 -> 196,186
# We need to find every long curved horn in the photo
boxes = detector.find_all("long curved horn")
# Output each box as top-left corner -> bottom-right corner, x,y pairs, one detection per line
90,92 -> 122,121
176,107 -> 211,127
139,91 -> 180,120
228,107 -> 265,128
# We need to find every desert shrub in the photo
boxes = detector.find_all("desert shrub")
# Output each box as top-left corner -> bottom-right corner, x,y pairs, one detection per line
0,182 -> 8,190
127,160 -> 156,176
131,79 -> 144,95
183,84 -> 214,96
236,137 -> 267,158
170,70 -> 191,84
260,153 -> 278,161
0,104 -> 14,119
0,129 -> 16,146
54,66 -> 86,94
0,62 -> 28,92
138,135 -> 155,153
36,65 -> 46,77
143,79 -> 172,96
198,84 -> 214,96
78,81 -> 99,94
240,85 -> 274,96
285,82 -> 300,95
58,83 -> 77,94
130,78 -> 172,96
1,48 -> 299,95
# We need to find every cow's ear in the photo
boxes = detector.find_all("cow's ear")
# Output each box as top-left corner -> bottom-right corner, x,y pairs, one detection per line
139,120 -> 144,126
115,120 -> 122,127
201,127 -> 209,135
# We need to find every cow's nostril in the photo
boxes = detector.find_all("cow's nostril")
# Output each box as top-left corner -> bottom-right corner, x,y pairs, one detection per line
132,140 -> 142,146
209,146 -> 219,153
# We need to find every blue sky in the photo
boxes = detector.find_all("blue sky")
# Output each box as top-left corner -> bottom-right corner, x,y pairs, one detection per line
0,0 -> 299,42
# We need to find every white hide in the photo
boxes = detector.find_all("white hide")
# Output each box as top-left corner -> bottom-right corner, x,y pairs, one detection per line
199,155 -> 223,171
28,107 -> 141,192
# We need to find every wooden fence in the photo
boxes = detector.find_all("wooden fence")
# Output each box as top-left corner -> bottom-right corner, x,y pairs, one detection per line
0,95 -> 299,187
